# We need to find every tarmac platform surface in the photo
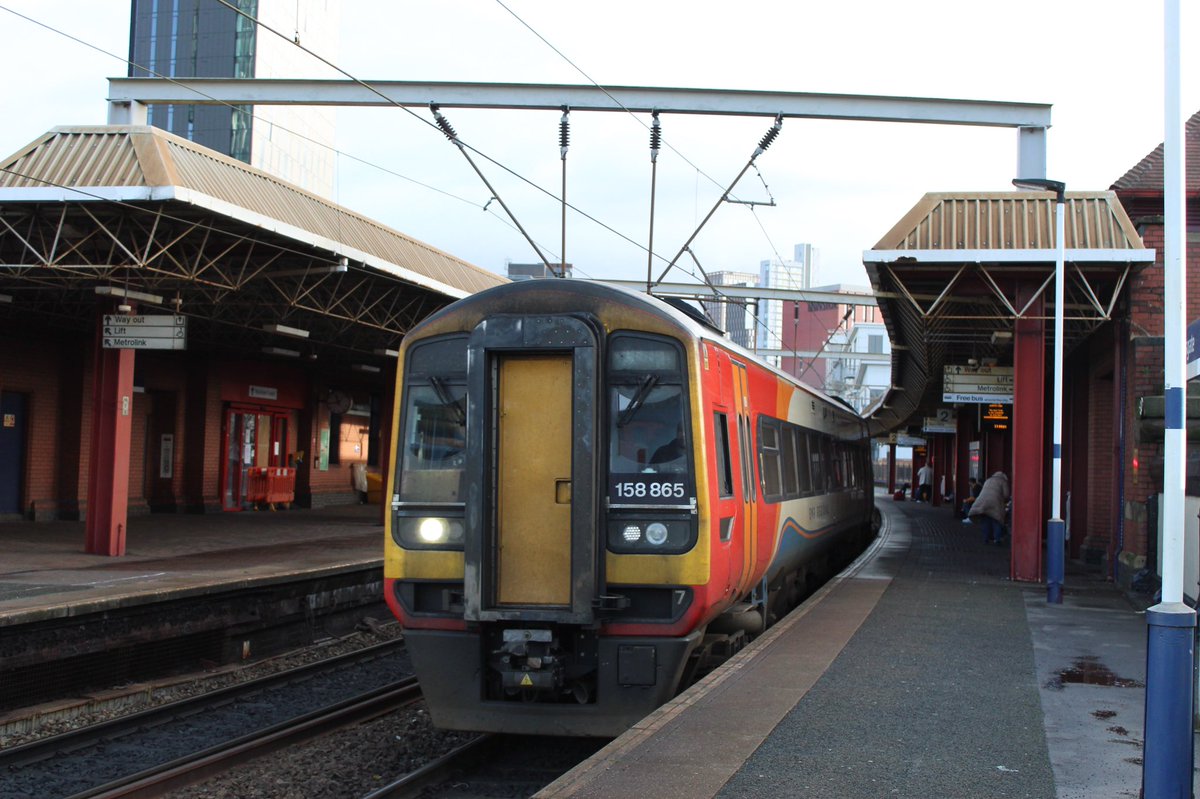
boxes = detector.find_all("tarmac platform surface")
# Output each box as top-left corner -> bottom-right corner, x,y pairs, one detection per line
0,504 -> 383,626
541,496 -> 1193,799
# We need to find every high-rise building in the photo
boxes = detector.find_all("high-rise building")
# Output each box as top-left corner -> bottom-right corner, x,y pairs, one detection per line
757,243 -> 819,362
703,271 -> 759,348
128,0 -> 340,197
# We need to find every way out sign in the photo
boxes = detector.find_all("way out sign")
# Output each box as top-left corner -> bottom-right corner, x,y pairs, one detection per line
102,314 -> 187,351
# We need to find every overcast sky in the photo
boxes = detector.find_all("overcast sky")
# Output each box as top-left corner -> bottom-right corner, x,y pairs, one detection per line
1,1 -> 1197,288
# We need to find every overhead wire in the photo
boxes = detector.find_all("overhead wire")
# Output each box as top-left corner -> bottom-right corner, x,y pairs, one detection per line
0,2 -> 566,266
3,1 -> 834,388
492,0 -> 817,373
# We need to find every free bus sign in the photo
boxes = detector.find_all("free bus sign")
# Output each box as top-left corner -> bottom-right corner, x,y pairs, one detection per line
942,364 -> 1014,405
102,314 -> 187,351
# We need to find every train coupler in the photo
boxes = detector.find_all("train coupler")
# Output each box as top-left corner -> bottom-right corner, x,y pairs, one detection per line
491,628 -> 565,695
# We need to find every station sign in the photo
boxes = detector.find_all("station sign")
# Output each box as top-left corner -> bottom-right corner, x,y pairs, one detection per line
982,403 -> 1010,432
102,314 -> 187,350
943,364 -> 1014,405
923,408 -> 957,434
1188,318 -> 1200,380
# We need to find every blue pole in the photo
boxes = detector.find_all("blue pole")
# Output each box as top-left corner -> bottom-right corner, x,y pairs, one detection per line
1045,518 -> 1064,604
1143,1 -> 1194,794
1143,603 -> 1195,797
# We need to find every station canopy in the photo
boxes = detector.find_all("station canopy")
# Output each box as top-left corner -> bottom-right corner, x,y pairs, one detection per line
863,191 -> 1153,437
0,125 -> 507,363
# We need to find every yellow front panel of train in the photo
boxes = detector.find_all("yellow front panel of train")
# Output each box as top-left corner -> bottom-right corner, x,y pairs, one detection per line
497,355 -> 572,605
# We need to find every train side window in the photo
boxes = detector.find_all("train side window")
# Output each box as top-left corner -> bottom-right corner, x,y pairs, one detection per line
713,412 -> 734,499
780,424 -> 799,499
739,414 -> 754,501
793,426 -> 812,496
809,433 -> 826,492
758,417 -> 783,503
830,442 -> 842,489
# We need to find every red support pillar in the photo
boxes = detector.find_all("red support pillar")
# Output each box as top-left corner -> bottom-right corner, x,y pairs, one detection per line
85,314 -> 135,556
1012,290 -> 1046,582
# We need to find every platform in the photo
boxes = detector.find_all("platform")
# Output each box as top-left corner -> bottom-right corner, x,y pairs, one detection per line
541,495 -> 1193,798
0,503 -> 383,627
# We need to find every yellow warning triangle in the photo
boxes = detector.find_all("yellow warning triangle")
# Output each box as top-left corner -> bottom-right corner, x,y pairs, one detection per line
520,673 -> 534,687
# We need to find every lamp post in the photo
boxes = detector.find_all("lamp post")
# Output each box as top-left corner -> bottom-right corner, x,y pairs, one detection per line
1012,177 -> 1066,604
1142,2 -> 1195,794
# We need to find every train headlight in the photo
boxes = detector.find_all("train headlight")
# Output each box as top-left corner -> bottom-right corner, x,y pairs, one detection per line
607,518 -> 694,553
418,517 -> 450,543
645,522 -> 669,546
395,515 -> 465,549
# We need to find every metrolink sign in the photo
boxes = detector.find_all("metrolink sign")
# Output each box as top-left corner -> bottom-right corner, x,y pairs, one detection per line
942,364 -> 1014,405
102,314 -> 187,350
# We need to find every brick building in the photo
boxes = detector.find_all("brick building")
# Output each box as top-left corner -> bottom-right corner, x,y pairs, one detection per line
1109,108 -> 1200,580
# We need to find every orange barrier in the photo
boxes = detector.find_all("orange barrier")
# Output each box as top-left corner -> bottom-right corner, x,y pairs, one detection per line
246,466 -> 295,509
265,467 -> 296,506
246,467 -> 269,505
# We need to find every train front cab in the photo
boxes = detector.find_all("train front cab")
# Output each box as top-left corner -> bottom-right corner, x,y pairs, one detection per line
386,308 -> 711,736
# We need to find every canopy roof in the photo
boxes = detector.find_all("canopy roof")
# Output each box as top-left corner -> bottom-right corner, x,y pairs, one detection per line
863,191 -> 1153,435
0,125 -> 506,361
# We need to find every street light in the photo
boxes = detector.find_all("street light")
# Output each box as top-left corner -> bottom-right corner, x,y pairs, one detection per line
1012,177 -> 1066,604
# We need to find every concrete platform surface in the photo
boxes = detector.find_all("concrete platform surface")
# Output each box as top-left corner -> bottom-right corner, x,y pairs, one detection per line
0,504 -> 383,625
540,495 -> 1196,799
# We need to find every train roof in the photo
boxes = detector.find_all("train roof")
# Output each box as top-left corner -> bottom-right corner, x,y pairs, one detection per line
410,278 -> 861,420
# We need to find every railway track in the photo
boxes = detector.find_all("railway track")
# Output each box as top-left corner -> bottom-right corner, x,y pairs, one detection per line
0,639 -> 413,798
363,734 -> 606,799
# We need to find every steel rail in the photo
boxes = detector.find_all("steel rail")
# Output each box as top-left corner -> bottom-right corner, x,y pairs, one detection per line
75,678 -> 420,799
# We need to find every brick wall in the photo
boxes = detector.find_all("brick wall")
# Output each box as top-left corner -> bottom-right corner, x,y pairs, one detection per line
1116,218 -> 1200,563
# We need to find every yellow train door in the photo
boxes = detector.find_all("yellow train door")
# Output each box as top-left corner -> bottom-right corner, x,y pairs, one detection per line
496,354 -> 573,606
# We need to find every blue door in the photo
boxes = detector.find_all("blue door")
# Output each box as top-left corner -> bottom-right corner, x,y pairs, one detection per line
0,392 -> 27,514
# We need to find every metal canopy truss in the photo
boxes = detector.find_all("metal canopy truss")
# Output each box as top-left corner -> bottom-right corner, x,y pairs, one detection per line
0,199 -> 439,359
0,125 -> 505,365
107,78 -> 1052,179
861,191 -> 1152,437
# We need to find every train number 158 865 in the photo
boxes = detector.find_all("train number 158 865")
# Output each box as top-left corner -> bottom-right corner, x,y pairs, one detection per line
613,481 -> 686,499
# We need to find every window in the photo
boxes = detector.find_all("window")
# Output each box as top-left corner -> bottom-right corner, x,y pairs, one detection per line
780,424 -> 799,497
758,418 -> 783,502
713,412 -> 734,499
398,336 -> 468,504
868,334 -> 884,354
607,335 -> 690,480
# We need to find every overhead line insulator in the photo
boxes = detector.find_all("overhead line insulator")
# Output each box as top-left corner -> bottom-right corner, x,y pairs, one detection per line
559,106 -> 570,159
754,114 -> 784,158
429,102 -> 458,143
649,111 -> 661,163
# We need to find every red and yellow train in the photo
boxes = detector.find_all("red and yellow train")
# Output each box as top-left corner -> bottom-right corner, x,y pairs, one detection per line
384,279 -> 875,736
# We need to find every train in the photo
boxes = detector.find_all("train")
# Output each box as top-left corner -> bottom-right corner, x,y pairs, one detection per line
383,278 -> 876,736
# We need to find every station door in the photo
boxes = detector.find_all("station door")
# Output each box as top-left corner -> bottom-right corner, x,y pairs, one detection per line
222,407 -> 289,511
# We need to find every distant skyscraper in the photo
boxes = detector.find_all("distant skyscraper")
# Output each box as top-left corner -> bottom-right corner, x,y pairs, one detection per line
703,271 -> 759,348
128,0 -> 339,197
757,243 -> 819,360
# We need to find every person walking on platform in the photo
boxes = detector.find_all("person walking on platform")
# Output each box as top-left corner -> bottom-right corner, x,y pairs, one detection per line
915,460 -> 934,503
959,477 -> 982,519
968,471 -> 1010,544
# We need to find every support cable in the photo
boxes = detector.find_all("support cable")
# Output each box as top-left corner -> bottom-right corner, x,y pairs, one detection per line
653,115 -> 783,286
430,103 -> 557,276
560,106 -> 569,278
646,111 -> 661,293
